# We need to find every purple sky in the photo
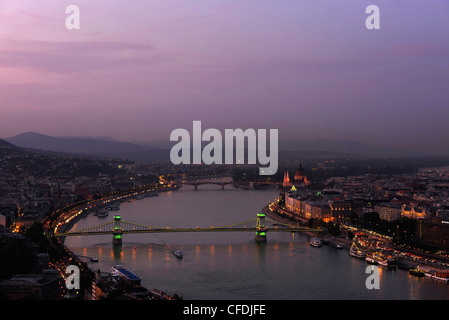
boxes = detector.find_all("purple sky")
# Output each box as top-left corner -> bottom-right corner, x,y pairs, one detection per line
1,0 -> 448,152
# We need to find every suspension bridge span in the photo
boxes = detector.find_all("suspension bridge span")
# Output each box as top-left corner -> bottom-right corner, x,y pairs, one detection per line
54,213 -> 319,245
177,177 -> 280,190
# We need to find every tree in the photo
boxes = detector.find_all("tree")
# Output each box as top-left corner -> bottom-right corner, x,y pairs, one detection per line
308,218 -> 324,229
362,212 -> 381,231
278,193 -> 285,207
349,212 -> 359,226
25,222 -> 45,243
327,222 -> 341,236
347,230 -> 355,240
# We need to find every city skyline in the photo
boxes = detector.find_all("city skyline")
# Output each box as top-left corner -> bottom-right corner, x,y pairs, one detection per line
1,1 -> 449,154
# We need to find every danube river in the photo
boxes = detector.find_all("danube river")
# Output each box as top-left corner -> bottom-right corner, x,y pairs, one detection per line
65,185 -> 449,300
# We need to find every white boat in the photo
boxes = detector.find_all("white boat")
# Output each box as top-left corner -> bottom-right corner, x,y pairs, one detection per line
420,266 -> 435,278
173,250 -> 183,259
309,237 -> 323,247
433,273 -> 449,282
378,258 -> 396,268
420,266 -> 449,282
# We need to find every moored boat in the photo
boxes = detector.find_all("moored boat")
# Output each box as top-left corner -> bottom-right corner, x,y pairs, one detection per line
409,268 -> 425,277
349,241 -> 365,259
378,258 -> 397,268
111,265 -> 141,284
349,248 -> 366,258
420,266 -> 449,282
365,254 -> 377,265
309,237 -> 323,247
433,272 -> 449,282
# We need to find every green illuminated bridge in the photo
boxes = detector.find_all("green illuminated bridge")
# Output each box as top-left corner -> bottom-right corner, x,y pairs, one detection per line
55,213 -> 319,245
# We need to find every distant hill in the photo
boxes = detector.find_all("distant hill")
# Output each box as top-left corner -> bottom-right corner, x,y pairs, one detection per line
5,132 -> 152,153
142,138 -> 428,159
0,138 -> 18,149
277,139 -> 428,158
0,138 -> 20,156
4,132 -> 432,163
59,135 -> 119,142
4,132 -> 168,161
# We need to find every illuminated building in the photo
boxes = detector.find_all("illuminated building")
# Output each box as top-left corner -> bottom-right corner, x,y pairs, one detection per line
293,164 -> 309,187
282,171 -> 291,187
374,203 -> 402,221
417,218 -> 449,250
329,201 -> 352,224
401,204 -> 428,219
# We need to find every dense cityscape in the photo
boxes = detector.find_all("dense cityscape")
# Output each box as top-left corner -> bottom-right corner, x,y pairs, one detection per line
1,1 -> 448,314
2,137 -> 449,300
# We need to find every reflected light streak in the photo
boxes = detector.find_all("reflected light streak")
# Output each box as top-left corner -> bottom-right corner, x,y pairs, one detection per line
196,245 -> 200,259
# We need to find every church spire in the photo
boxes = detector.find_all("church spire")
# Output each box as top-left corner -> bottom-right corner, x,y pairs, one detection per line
283,171 -> 291,187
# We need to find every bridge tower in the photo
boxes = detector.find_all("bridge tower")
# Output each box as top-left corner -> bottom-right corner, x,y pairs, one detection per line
255,213 -> 267,242
112,215 -> 123,245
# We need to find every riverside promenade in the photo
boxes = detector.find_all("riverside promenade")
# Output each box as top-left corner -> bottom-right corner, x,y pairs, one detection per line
262,202 -> 352,249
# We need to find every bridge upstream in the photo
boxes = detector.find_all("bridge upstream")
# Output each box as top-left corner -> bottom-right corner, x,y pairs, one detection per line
177,177 -> 280,190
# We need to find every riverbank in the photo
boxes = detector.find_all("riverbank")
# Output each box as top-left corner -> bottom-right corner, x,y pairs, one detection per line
262,203 -> 353,249
53,185 -> 179,238
263,200 -> 449,274
63,185 -> 449,299
48,184 -> 182,300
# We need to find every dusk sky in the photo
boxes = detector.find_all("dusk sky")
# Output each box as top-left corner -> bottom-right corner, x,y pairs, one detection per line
1,0 -> 448,153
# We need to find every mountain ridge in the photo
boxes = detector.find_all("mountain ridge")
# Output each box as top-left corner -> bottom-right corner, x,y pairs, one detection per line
5,132 -> 157,153
3,132 -> 435,161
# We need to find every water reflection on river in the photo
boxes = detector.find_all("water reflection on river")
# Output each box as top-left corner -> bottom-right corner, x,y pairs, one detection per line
66,185 -> 449,300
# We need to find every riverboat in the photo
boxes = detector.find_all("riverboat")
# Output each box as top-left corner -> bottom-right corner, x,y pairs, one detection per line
112,265 -> 141,283
349,241 -> 365,259
97,209 -> 108,218
309,237 -> 323,247
365,253 -> 377,264
409,268 -> 425,277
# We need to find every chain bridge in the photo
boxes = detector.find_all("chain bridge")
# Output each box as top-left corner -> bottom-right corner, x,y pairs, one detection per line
55,213 -> 318,245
